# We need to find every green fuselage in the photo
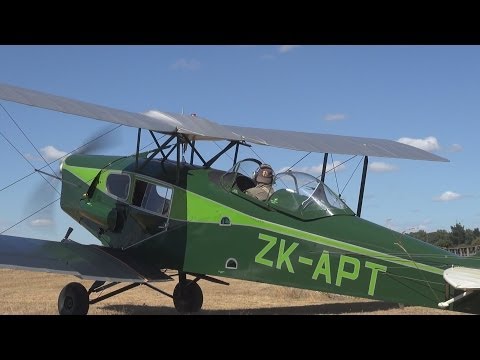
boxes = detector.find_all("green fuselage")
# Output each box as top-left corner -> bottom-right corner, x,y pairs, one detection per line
60,154 -> 480,313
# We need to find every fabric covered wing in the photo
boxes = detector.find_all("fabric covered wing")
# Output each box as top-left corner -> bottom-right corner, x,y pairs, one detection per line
0,83 -> 179,133
227,125 -> 448,162
0,83 -> 242,141
0,83 -> 447,161
443,267 -> 480,290
0,235 -> 171,283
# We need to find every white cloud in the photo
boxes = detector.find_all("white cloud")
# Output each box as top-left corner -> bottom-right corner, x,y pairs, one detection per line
433,191 -> 462,202
279,161 -> 346,176
40,146 -> 67,162
30,218 -> 54,227
385,218 -> 432,233
24,146 -> 67,162
24,153 -> 37,161
278,45 -> 300,53
404,223 -> 430,233
170,58 -> 200,71
326,161 -> 346,173
369,162 -> 398,173
397,136 -> 440,152
324,113 -> 347,122
449,143 -> 463,153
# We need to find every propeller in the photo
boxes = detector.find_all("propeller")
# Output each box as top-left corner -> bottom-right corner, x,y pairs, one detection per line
25,125 -> 123,233
72,124 -> 121,156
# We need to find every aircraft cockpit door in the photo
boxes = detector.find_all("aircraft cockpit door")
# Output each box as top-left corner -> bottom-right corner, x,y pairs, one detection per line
122,177 -> 173,248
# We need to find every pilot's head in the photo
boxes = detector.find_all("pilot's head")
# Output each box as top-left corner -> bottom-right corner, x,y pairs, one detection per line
254,163 -> 274,185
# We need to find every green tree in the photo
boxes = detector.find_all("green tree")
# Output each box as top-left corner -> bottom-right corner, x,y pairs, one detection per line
472,237 -> 480,246
436,237 -> 453,248
474,228 -> 480,238
433,230 -> 450,247
406,223 -> 480,248
465,229 -> 475,245
450,222 -> 466,246
408,230 -> 428,242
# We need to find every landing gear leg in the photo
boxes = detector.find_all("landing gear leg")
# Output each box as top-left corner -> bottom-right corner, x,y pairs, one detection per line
173,273 -> 203,313
58,282 -> 89,315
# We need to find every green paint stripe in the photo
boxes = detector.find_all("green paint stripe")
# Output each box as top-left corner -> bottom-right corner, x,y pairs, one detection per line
186,191 -> 444,276
298,257 -> 313,266
63,164 -> 100,184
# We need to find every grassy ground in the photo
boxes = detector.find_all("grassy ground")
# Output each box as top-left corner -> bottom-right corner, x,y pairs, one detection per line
0,269 -> 460,315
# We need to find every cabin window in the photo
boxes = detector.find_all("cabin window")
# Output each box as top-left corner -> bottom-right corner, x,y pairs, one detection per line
106,173 -> 130,200
132,179 -> 172,216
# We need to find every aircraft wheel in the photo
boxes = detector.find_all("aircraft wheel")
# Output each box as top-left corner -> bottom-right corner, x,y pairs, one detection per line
58,282 -> 89,315
173,279 -> 203,313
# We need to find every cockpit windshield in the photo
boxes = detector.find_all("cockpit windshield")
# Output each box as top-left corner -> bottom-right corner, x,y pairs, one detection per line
269,170 -> 354,219
221,158 -> 262,193
221,159 -> 355,220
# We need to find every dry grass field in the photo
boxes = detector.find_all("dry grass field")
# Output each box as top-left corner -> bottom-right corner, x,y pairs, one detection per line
0,269 -> 461,315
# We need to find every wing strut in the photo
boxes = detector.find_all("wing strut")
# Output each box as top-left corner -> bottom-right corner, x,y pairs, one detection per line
320,153 -> 329,182
181,135 -> 207,166
205,141 -> 237,168
135,128 -> 142,169
190,140 -> 196,165
356,156 -> 369,217
233,143 -> 240,165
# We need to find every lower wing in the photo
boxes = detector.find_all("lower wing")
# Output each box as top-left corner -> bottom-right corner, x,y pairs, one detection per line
0,234 -> 171,283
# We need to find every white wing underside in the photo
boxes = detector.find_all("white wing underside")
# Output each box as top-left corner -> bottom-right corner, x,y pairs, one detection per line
443,266 -> 480,290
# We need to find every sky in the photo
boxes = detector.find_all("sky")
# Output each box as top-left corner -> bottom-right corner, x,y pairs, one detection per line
0,45 -> 479,244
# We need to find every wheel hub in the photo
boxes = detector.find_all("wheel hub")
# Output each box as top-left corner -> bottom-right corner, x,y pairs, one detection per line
64,296 -> 74,310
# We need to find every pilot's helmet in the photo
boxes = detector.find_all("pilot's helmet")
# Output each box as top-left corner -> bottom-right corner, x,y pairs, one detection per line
254,163 -> 274,185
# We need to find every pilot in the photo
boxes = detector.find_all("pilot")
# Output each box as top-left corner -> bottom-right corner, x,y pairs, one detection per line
245,163 -> 275,201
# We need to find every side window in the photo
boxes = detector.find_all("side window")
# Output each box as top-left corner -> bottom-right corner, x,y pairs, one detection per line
106,173 -> 130,200
132,179 -> 172,216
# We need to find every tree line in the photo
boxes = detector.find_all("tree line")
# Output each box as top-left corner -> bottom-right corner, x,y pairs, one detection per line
407,222 -> 480,248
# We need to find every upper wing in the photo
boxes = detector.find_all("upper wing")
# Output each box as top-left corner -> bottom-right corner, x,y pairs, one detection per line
0,82 -> 180,133
0,83 -> 447,161
0,234 -> 171,283
0,83 -> 242,142
226,125 -> 448,162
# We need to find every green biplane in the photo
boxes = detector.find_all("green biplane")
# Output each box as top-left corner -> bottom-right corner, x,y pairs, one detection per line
0,83 -> 478,315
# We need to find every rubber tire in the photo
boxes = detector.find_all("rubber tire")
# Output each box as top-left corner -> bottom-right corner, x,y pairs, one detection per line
173,280 -> 203,313
58,282 -> 89,315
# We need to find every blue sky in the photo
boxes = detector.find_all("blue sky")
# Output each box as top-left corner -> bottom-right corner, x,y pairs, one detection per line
0,45 -> 478,244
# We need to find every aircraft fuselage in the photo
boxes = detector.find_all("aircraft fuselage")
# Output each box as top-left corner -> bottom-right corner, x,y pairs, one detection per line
60,154 -> 480,313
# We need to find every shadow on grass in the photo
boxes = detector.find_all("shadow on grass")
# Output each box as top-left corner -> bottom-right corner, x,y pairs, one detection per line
99,301 -> 400,315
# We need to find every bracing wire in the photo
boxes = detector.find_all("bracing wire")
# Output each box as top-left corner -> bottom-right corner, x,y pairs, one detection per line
286,152 -> 311,172
323,155 -> 357,175
249,146 -> 266,165
0,170 -> 35,193
0,124 -> 123,195
0,124 -> 129,234
340,156 -> 363,196
0,124 -> 59,195
0,197 -> 60,235
1,103 -> 59,185
331,154 -> 341,195
213,141 -> 234,161
394,238 -> 441,303
4,132 -> 165,232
